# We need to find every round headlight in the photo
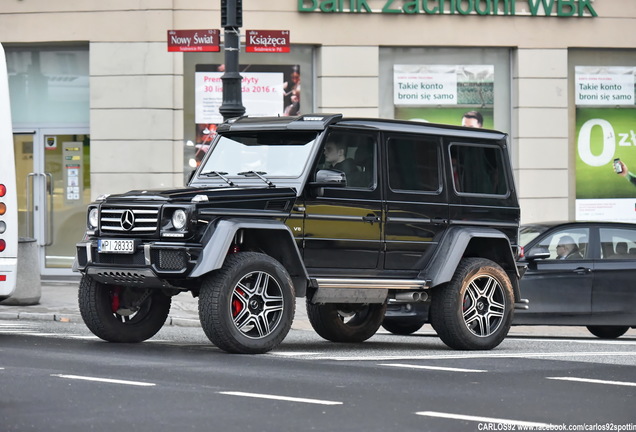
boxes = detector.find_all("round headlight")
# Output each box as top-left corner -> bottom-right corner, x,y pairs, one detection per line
172,209 -> 187,230
88,208 -> 99,229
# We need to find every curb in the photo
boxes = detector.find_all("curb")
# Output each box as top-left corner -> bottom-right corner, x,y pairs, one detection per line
0,312 -> 203,327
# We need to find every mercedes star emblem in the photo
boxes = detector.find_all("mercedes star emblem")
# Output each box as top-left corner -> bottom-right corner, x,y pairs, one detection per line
120,210 -> 135,231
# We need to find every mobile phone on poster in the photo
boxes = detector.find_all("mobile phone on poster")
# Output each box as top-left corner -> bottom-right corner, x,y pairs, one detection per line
614,158 -> 623,174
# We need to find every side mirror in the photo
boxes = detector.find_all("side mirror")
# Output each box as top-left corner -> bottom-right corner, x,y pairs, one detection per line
526,246 -> 551,260
308,169 -> 347,197
313,169 -> 347,185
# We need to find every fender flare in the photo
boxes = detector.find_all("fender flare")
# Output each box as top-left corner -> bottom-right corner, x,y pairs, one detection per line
190,218 -> 309,296
419,226 -> 521,301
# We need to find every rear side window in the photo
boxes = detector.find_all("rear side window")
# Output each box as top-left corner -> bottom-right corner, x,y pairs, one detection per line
599,227 -> 636,259
450,144 -> 508,195
387,136 -> 439,192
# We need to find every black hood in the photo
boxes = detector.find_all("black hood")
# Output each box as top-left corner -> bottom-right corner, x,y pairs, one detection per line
102,186 -> 298,203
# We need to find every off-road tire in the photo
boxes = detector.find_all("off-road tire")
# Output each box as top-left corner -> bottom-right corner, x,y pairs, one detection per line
78,274 -> 171,343
306,301 -> 386,343
198,252 -> 295,354
586,325 -> 629,339
429,258 -> 513,350
382,317 -> 426,335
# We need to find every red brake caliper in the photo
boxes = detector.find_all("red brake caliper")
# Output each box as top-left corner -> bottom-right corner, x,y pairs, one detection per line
232,288 -> 244,317
111,286 -> 121,314
463,294 -> 470,312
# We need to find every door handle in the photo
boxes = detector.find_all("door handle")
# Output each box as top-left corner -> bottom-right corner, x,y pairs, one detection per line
573,267 -> 592,274
431,218 -> 447,224
26,173 -> 37,238
362,214 -> 380,224
43,172 -> 54,246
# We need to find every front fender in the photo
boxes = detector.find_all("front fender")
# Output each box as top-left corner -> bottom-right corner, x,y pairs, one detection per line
189,218 -> 309,296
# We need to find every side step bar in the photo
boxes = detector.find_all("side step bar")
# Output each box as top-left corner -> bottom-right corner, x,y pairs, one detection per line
315,278 -> 430,290
311,278 -> 430,304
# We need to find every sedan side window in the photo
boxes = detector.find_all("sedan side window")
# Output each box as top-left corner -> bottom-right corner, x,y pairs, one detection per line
536,228 -> 590,260
599,228 -> 636,259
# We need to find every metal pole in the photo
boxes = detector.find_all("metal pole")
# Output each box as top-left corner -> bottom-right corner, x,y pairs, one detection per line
219,0 -> 245,121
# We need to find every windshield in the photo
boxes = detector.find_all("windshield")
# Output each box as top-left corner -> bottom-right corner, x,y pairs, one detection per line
199,131 -> 317,178
520,224 -> 550,247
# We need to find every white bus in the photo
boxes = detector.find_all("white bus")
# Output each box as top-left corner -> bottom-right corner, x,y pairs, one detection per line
0,42 -> 18,300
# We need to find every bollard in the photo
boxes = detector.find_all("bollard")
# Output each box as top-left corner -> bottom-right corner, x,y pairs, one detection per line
0,237 -> 41,305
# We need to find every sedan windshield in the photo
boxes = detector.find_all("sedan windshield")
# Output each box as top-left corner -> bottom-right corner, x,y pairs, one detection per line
200,131 -> 317,178
520,224 -> 550,247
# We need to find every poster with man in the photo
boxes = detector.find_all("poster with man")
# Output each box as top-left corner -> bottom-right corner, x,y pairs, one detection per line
393,64 -> 494,129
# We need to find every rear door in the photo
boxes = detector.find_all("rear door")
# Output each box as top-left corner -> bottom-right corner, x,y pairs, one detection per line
591,225 -> 636,325
383,132 -> 448,274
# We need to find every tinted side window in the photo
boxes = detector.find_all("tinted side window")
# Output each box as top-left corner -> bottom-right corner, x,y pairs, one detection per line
387,136 -> 439,192
450,144 -> 508,195
599,227 -> 636,259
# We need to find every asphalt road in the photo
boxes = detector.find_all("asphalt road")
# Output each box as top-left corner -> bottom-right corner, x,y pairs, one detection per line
1,321 -> 635,432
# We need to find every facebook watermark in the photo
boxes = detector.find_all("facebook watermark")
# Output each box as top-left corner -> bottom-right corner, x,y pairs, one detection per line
478,423 -> 636,431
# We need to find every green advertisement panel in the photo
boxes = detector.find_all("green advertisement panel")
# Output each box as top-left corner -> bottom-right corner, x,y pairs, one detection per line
576,108 -> 636,222
576,108 -> 636,199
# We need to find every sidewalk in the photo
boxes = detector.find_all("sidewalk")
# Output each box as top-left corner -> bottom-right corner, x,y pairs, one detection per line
0,277 -> 313,330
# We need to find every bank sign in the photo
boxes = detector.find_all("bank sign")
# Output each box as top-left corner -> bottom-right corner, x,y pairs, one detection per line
298,0 -> 597,16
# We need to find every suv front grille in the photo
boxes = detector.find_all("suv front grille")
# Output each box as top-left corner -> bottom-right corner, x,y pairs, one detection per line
100,207 -> 159,234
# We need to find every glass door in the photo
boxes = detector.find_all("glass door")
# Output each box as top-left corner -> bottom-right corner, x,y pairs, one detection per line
13,129 -> 90,275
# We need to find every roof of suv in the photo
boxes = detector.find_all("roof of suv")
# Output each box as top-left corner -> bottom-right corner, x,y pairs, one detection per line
217,114 -> 508,141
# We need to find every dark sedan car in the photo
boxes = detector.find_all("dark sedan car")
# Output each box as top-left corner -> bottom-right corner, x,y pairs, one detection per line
383,221 -> 636,339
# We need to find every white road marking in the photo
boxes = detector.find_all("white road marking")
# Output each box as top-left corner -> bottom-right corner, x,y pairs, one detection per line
16,333 -> 59,337
64,335 -> 100,340
270,352 -> 322,357
416,411 -> 552,427
547,376 -> 636,387
0,330 -> 36,334
508,337 -> 636,346
380,363 -> 487,373
51,374 -> 156,387
219,391 -> 343,406
309,351 -> 636,361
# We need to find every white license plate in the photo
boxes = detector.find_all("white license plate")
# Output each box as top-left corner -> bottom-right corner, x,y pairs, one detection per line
98,239 -> 135,254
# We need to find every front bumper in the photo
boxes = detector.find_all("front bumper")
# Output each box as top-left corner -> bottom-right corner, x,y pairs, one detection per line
75,239 -> 202,287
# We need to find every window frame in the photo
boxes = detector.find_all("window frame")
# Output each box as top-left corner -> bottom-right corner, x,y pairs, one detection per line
385,132 -> 442,196
448,141 -> 510,198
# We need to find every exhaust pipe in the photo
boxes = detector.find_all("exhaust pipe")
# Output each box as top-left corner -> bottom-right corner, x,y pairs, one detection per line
393,291 -> 428,302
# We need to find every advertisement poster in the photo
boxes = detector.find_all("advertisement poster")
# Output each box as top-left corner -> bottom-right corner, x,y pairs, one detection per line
393,65 -> 494,129
193,64 -> 301,165
575,67 -> 636,222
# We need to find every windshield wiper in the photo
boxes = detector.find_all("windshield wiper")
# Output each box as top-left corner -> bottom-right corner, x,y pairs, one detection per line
237,171 -> 275,188
199,171 -> 235,187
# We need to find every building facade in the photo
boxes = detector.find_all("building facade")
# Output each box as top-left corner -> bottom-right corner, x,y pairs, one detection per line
1,0 -> 635,274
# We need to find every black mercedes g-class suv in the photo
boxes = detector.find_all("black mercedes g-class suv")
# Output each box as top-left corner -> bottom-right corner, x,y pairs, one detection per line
74,114 -> 524,354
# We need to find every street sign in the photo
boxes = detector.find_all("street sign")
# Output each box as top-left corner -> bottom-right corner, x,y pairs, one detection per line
167,30 -> 220,52
245,30 -> 290,53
